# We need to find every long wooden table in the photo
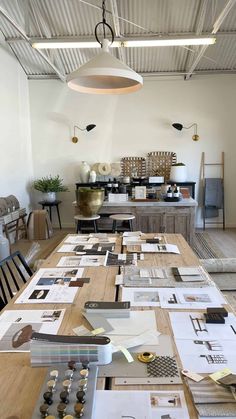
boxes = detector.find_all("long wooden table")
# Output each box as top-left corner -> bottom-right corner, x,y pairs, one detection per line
0,234 -> 231,419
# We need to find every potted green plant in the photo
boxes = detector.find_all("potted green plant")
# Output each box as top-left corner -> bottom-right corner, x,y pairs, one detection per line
33,175 -> 68,202
170,163 -> 187,182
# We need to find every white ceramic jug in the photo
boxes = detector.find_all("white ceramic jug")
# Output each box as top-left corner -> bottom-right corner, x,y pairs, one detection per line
79,161 -> 90,183
89,170 -> 96,183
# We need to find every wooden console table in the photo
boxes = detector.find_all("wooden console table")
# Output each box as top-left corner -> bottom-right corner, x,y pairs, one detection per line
74,198 -> 197,244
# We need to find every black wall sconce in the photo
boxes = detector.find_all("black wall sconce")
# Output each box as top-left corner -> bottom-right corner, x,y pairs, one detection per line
72,124 -> 96,143
172,122 -> 199,141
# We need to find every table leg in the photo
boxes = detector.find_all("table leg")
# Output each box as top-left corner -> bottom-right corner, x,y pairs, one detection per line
76,220 -> 81,234
49,206 -> 52,222
129,219 -> 133,231
56,204 -> 62,229
93,220 -> 98,233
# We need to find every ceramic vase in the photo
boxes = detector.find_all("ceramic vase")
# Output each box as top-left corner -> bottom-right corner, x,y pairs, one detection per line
42,192 -> 56,202
76,188 -> 104,216
79,161 -> 90,183
89,170 -> 96,183
170,166 -> 187,182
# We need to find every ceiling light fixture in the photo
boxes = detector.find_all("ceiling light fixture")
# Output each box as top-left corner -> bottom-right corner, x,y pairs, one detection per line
66,0 -> 143,94
172,123 -> 200,141
32,36 -> 216,49
72,124 -> 96,143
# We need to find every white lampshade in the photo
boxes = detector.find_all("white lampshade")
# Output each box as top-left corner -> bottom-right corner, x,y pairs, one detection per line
67,39 -> 143,94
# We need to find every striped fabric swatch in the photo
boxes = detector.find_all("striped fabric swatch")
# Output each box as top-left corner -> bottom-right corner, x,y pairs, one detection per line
187,377 -> 236,403
187,377 -> 236,417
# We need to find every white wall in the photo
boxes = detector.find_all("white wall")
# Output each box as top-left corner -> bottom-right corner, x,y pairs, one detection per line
0,36 -> 33,211
29,74 -> 236,228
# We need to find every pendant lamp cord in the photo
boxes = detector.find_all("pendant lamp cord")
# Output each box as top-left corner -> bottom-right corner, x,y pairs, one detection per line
95,0 -> 114,46
102,0 -> 106,38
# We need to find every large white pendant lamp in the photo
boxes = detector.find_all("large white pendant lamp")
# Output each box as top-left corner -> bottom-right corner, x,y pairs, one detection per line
66,1 -> 143,94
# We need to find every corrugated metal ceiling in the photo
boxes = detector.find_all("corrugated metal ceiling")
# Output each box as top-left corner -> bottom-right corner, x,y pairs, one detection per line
0,0 -> 235,79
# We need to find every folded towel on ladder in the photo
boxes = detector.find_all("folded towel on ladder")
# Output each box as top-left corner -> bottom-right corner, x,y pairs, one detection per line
205,178 -> 223,218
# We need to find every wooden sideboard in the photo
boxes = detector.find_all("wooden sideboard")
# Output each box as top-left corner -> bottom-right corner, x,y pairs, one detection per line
74,199 -> 197,244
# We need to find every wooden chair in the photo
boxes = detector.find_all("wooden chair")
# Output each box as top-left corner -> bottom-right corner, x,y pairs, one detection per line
0,251 -> 32,308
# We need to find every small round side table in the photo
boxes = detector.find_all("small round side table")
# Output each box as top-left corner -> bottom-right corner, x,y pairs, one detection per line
38,200 -> 62,229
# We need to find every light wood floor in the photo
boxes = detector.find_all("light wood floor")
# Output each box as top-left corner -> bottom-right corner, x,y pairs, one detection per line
11,228 -> 74,267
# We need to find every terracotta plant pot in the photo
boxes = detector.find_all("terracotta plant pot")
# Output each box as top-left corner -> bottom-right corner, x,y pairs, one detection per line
76,188 -> 104,216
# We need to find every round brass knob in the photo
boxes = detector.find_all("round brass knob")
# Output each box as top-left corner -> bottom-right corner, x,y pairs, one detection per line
137,351 -> 156,363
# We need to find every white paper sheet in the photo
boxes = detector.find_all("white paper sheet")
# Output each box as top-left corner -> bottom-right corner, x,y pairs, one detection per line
174,338 -> 236,373
121,287 -> 160,307
141,243 -> 180,254
94,390 -> 189,419
111,330 -> 160,352
159,286 -> 226,309
122,237 -> 145,246
0,309 -> 65,352
15,268 -> 84,304
64,235 -> 90,244
79,255 -> 106,266
123,231 -> 143,237
64,235 -> 116,244
57,244 -> 78,252
107,310 -> 158,336
57,255 -> 105,267
169,312 -> 236,340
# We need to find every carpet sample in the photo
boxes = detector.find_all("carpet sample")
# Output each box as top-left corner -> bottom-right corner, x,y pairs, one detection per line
210,273 -> 236,291
192,232 -> 225,259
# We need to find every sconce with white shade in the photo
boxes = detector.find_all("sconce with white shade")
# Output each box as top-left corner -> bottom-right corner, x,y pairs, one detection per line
72,124 -> 96,143
66,0 -> 143,95
172,122 -> 199,141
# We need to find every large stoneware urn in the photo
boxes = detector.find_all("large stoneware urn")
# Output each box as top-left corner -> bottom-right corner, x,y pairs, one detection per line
76,188 -> 104,216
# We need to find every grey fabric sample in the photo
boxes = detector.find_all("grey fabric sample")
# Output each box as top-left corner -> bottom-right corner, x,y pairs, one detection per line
205,178 -> 223,208
83,313 -> 114,333
187,377 -> 236,404
197,402 -> 236,417
200,258 -> 236,273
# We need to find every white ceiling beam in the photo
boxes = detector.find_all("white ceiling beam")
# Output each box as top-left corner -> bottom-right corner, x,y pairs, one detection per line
185,0 -> 236,79
29,0 -> 65,75
184,0 -> 208,75
27,69 -> 236,80
5,31 -> 236,44
22,0 -> 30,35
109,0 -> 125,62
0,5 -> 65,81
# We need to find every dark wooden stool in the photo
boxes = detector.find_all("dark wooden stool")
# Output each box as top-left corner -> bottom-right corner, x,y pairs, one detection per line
74,214 -> 100,233
109,214 -> 135,233
38,200 -> 62,229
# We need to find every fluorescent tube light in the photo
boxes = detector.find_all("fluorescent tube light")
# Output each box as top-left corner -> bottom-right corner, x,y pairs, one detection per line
32,41 -> 100,49
32,37 -> 216,49
122,37 -> 216,47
